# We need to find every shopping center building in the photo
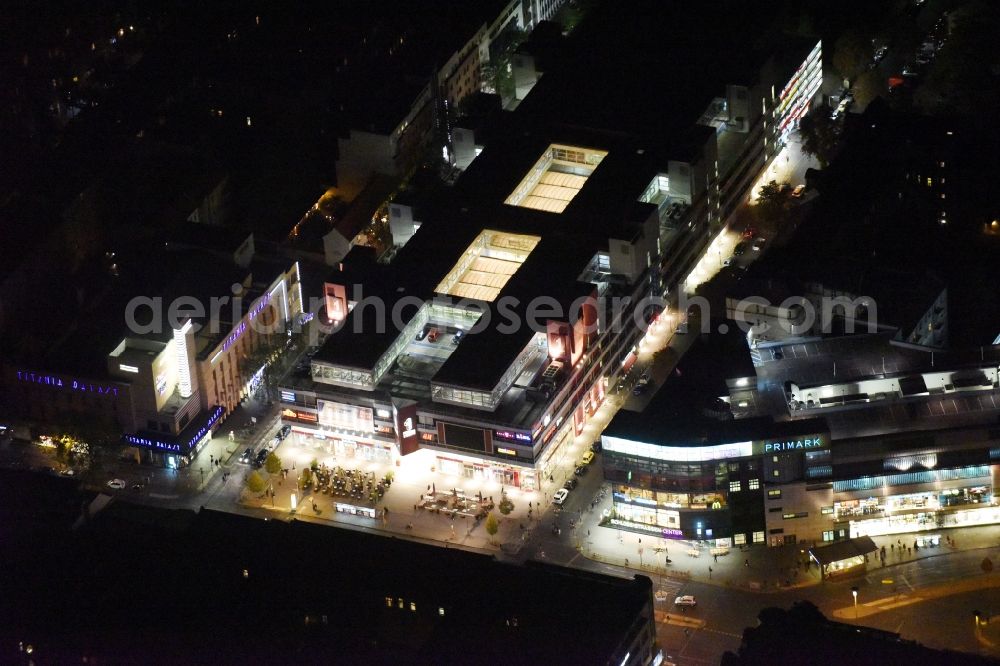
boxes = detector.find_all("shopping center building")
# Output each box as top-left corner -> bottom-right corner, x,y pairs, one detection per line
277,3 -> 824,490
0,230 -> 304,468
601,323 -> 1000,547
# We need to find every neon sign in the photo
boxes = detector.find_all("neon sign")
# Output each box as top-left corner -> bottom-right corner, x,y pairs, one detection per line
16,370 -> 120,397
494,430 -> 531,444
123,405 -> 225,454
221,291 -> 271,353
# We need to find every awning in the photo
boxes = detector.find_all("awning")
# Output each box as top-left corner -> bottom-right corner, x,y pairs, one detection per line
809,536 -> 877,566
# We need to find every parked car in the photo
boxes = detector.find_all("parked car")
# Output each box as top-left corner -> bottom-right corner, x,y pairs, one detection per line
580,450 -> 595,465
278,425 -> 291,440
415,326 -> 430,341
563,477 -> 578,491
632,381 -> 650,396
452,329 -> 465,345
791,184 -> 806,198
426,327 -> 441,343
106,479 -> 126,490
591,440 -> 603,453
240,448 -> 253,464
674,595 -> 697,607
733,242 -> 747,257
574,465 -> 588,477
723,257 -> 734,267
553,488 -> 569,505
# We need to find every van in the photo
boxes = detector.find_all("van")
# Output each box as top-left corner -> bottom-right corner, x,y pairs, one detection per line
427,327 -> 441,342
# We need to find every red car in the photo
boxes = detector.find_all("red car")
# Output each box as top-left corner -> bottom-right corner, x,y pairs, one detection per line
426,327 -> 441,342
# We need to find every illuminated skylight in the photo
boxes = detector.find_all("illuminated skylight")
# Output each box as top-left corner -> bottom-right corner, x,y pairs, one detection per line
435,230 -> 541,302
505,144 -> 608,214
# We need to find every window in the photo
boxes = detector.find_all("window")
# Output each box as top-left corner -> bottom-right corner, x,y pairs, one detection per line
926,177 -> 933,187
772,456 -> 779,462
728,462 -> 739,473
822,530 -> 834,542
821,506 -> 834,515
438,607 -> 446,616
398,598 -> 404,609
733,533 -> 746,546
410,602 -> 417,612
767,489 -> 782,499
783,512 -> 808,519
769,507 -> 783,513
385,597 -> 393,608
773,470 -> 781,477
729,480 -> 742,493
752,531 -> 765,543
748,478 -> 760,490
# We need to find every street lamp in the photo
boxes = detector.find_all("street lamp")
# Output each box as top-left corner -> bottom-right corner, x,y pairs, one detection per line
851,586 -> 859,620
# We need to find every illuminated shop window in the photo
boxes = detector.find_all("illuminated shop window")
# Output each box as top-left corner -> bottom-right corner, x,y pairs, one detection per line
748,478 -> 760,490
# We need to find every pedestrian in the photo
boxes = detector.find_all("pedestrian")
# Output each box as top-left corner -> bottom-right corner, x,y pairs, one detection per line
890,543 -> 894,552
625,558 -> 629,567
744,559 -> 750,568
714,554 -> 718,563
709,566 -> 713,578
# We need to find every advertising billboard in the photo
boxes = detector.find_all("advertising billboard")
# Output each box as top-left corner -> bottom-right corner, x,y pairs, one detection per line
317,400 -> 373,432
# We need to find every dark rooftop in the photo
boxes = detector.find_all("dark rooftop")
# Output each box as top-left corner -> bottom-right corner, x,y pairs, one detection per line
604,323 -> 827,446
1,486 -> 654,665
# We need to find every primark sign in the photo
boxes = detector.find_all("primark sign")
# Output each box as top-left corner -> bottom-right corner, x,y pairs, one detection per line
753,434 -> 827,456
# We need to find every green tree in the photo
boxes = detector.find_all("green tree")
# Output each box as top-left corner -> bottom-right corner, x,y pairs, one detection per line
299,468 -> 313,490
798,105 -> 840,167
498,491 -> 514,516
246,471 -> 266,494
485,512 -> 499,543
832,29 -> 873,83
753,180 -> 787,228
851,70 -> 882,109
309,457 -> 319,471
265,452 -> 282,475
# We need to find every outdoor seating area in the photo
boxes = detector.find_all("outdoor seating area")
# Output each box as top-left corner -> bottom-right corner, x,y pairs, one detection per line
417,486 -> 494,519
310,465 -> 393,505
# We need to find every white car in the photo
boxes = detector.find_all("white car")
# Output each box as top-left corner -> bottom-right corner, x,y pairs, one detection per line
674,595 -> 697,607
553,488 -> 569,505
106,479 -> 126,490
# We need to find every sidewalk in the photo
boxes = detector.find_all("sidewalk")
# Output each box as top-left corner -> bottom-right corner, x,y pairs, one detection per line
580,516 -> 1000,594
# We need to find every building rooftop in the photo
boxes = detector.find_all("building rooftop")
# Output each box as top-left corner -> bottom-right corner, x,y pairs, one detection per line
604,324 -> 826,447
0,492 -> 655,664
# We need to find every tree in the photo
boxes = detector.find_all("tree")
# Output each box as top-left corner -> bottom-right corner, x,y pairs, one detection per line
498,490 -> 514,515
299,468 -> 313,490
798,105 -> 840,167
485,512 -> 499,543
832,29 -> 873,83
265,452 -> 282,475
246,471 -> 266,494
753,180 -> 787,228
309,457 -> 319,471
851,70 -> 882,109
